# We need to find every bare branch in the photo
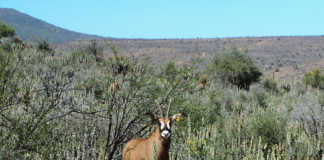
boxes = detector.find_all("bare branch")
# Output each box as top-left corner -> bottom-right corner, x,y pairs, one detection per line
45,110 -> 76,123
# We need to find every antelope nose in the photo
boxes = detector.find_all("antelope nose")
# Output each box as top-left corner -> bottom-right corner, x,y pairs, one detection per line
161,130 -> 170,138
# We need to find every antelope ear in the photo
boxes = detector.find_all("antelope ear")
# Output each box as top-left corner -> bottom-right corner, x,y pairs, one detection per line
171,113 -> 182,122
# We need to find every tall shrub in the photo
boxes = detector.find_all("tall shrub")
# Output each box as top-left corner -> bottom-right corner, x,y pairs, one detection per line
207,49 -> 262,90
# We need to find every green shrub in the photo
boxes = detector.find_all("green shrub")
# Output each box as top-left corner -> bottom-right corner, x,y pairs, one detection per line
87,40 -> 104,62
205,91 -> 222,124
1,40 -> 14,52
37,40 -> 53,53
0,38 -> 25,52
318,93 -> 324,109
296,82 -> 307,96
206,49 -> 262,90
303,69 -> 324,89
108,44 -> 130,76
249,111 -> 287,148
262,78 -> 279,93
0,21 -> 15,38
281,83 -> 291,93
250,86 -> 268,108
0,49 -> 20,110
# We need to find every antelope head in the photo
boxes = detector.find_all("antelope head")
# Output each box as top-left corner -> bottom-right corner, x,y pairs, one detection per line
147,112 -> 181,140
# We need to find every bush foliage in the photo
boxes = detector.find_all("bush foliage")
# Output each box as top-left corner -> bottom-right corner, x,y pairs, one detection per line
0,40 -> 323,159
0,21 -> 15,38
206,49 -> 262,90
303,68 -> 324,89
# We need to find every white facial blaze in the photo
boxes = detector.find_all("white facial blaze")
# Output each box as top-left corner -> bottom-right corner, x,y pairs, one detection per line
160,120 -> 171,138
166,121 -> 170,130
160,121 -> 165,130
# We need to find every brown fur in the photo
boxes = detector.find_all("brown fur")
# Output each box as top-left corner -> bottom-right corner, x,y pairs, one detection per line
122,127 -> 170,160
122,114 -> 181,160
108,82 -> 119,93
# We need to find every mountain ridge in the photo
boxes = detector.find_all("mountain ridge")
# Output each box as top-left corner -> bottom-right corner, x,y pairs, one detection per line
0,8 -> 105,44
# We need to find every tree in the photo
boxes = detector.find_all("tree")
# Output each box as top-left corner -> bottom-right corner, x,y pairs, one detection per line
207,49 -> 262,90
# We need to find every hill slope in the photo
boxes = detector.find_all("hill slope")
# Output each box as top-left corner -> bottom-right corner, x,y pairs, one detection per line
0,8 -> 103,44
60,36 -> 324,80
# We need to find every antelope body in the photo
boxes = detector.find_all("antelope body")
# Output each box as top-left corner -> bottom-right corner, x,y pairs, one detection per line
122,113 -> 181,160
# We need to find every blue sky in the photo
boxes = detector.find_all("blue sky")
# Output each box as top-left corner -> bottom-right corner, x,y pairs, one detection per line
1,0 -> 324,38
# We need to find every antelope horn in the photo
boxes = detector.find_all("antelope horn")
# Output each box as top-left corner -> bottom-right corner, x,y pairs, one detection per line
155,99 -> 164,117
166,99 -> 172,118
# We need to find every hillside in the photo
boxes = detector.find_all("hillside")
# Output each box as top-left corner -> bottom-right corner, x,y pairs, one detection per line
59,36 -> 324,80
0,8 -> 103,44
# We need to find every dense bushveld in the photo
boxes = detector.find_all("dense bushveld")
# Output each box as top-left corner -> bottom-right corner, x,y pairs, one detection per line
0,38 -> 324,160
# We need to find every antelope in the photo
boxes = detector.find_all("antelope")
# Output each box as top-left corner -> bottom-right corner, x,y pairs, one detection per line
199,74 -> 208,89
122,103 -> 181,160
108,82 -> 119,93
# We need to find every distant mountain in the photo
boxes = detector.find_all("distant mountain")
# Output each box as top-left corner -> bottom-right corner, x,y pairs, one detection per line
0,8 -> 105,44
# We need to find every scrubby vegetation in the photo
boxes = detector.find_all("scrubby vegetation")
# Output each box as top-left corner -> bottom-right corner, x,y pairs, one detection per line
303,69 -> 324,90
0,37 -> 323,160
0,21 -> 15,38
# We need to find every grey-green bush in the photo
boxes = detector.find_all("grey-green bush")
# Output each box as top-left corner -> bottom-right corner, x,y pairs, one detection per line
206,49 -> 262,90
